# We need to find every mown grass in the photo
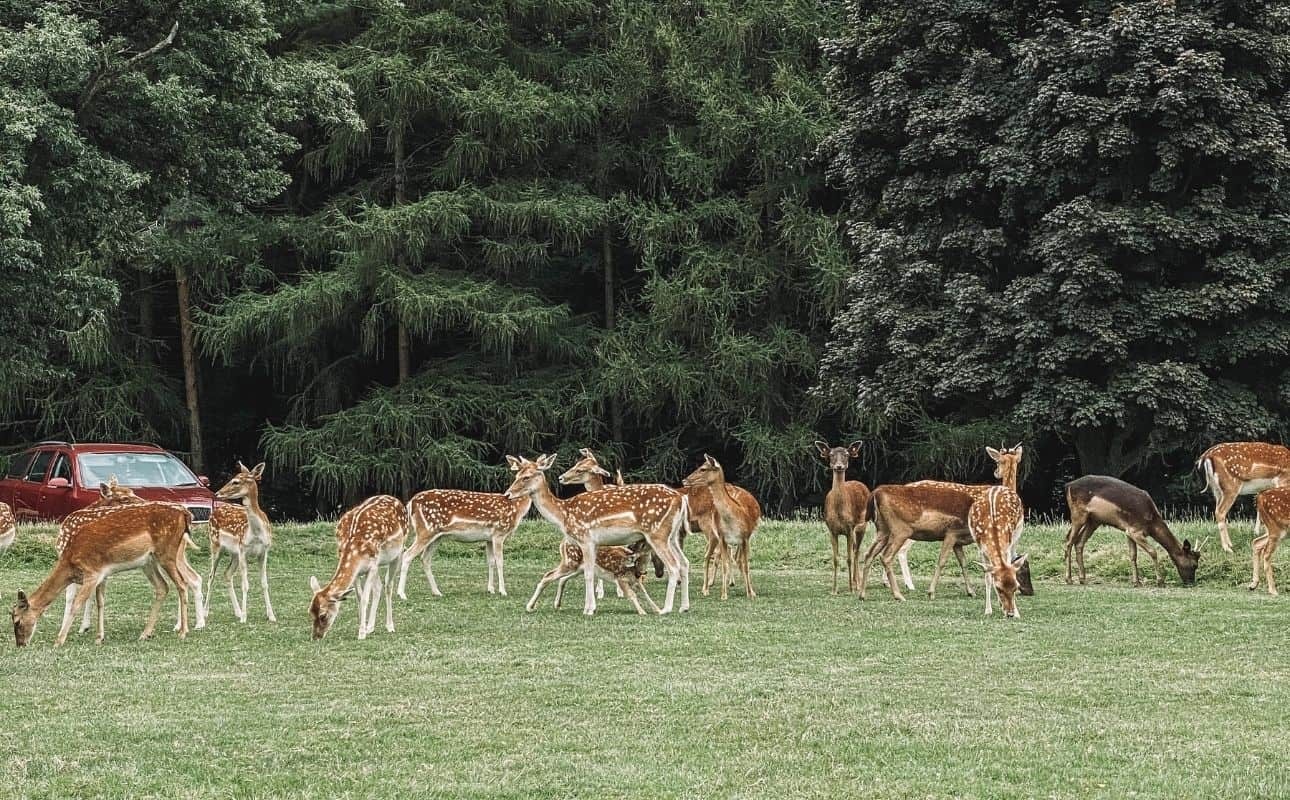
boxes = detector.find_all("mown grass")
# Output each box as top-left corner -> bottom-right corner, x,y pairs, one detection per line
1,518 -> 1286,799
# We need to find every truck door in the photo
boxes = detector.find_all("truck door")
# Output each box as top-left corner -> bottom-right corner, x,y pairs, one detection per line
13,449 -> 55,521
40,452 -> 76,520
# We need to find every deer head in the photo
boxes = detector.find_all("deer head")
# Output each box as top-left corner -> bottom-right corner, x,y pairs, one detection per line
1176,539 -> 1201,585
11,590 -> 37,647
503,454 -> 558,500
982,555 -> 1027,618
97,475 -> 141,506
682,454 -> 725,488
308,575 -> 356,640
986,444 -> 1023,488
216,461 -> 265,502
558,448 -> 611,486
814,440 -> 863,473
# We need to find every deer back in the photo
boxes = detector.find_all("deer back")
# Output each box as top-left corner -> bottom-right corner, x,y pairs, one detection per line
336,495 -> 408,561
564,483 -> 681,533
61,503 -> 191,569
1200,442 -> 1290,481
409,489 -> 527,532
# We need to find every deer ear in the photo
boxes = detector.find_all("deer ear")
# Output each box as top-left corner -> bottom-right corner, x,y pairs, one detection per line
1012,554 -> 1029,567
536,453 -> 557,470
703,453 -> 719,467
237,460 -> 249,474
813,441 -> 830,459
338,586 -> 357,600
100,483 -> 111,498
505,455 -> 522,471
1012,443 -> 1024,455
974,561 -> 993,573
1183,539 -> 1194,553
579,448 -> 594,459
985,447 -> 1002,461
309,576 -> 321,594
847,440 -> 863,458
250,462 -> 266,479
593,466 -> 611,477
15,590 -> 28,608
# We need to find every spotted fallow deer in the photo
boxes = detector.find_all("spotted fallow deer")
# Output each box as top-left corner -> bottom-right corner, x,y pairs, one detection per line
682,455 -> 760,599
1063,475 -> 1200,586
968,486 -> 1028,618
504,454 -> 690,615
1197,442 -> 1290,552
910,444 -> 1033,596
11,502 -> 199,646
815,440 -> 913,594
527,540 -> 660,615
1248,486 -> 1290,596
399,471 -> 530,599
208,461 -> 276,623
0,500 -> 14,555
309,495 -> 409,639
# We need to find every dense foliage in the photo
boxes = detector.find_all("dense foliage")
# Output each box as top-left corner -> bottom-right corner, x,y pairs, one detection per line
820,0 -> 1290,504
4,0 -> 1288,514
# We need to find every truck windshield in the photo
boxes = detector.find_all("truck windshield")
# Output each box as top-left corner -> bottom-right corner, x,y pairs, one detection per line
77,453 -> 200,488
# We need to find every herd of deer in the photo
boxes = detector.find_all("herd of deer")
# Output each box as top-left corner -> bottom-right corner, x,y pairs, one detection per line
4,440 -> 1290,646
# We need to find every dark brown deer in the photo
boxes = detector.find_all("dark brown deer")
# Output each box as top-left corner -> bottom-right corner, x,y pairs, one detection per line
1064,475 -> 1200,586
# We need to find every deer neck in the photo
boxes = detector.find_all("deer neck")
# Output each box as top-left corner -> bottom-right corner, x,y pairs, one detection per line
706,475 -> 737,520
529,479 -> 570,533
241,485 -> 270,532
322,545 -> 364,598
584,474 -> 606,492
1146,520 -> 1185,561
830,469 -> 847,494
25,564 -> 76,616
998,466 -> 1018,493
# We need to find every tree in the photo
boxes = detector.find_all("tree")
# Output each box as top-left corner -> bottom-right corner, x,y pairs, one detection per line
819,0 -> 1290,491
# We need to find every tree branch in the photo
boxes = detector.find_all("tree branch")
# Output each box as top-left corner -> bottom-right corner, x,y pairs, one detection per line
78,21 -> 179,113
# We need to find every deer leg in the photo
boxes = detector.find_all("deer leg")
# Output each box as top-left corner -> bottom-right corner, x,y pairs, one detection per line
484,540 -> 497,595
649,534 -> 682,615
260,550 -> 276,622
205,543 -> 222,616
223,553 -> 244,621
492,536 -> 507,597
60,583 -> 79,639
354,572 -> 369,639
181,554 -> 206,631
880,538 -> 906,601
80,582 -> 98,635
1250,534 -> 1268,590
1126,529 -> 1162,586
159,558 -> 190,639
1213,479 -> 1240,553
236,549 -> 250,623
554,569 -> 576,609
1074,525 -> 1096,585
527,563 -> 573,612
595,579 -> 605,600
983,572 -> 994,616
898,539 -> 915,591
420,537 -> 445,597
93,582 -> 106,642
365,564 -> 383,636
927,537 -> 956,599
397,528 -> 433,599
1127,538 -> 1141,587
138,565 -> 169,642
383,563 -> 396,633
619,578 -> 647,615
1262,532 -> 1282,596
830,531 -> 840,594
581,542 -> 598,616
634,576 -> 662,614
670,510 -> 691,612
57,580 -> 99,646
740,539 -> 756,599
847,526 -> 862,594
701,525 -> 718,596
719,540 -> 732,601
953,543 -> 974,597
857,535 -> 885,601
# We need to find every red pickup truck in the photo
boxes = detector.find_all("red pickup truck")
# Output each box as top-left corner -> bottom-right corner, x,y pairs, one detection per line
0,442 -> 215,523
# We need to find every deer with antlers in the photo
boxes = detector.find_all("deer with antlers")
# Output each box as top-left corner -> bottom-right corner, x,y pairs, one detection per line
1196,442 -> 1290,552
207,461 -> 276,623
682,455 -> 760,599
1249,487 -> 1290,596
11,502 -> 200,646
815,440 -> 913,594
309,495 -> 409,639
1063,475 -> 1200,586
398,475 -> 530,599
504,454 -> 690,615
527,540 -> 660,615
968,486 -> 1028,618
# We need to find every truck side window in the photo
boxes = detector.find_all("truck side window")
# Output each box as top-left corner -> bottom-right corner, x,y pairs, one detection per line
4,452 -> 33,479
50,454 -> 72,483
24,451 -> 54,482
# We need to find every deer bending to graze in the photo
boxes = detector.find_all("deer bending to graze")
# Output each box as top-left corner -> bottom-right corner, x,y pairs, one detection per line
860,484 -> 979,601
207,461 -> 276,623
399,478 -> 529,599
310,495 -> 408,640
0,500 -> 14,555
910,444 -> 1033,596
968,486 -> 1028,618
528,540 -> 660,615
1197,442 -> 1290,552
1064,475 -> 1200,586
57,477 -> 205,638
1249,487 -> 1290,596
505,454 -> 690,615
682,455 -> 760,599
815,440 -> 913,594
11,503 -> 200,646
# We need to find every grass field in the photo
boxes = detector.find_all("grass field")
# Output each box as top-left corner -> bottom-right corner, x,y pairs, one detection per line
2,517 -> 1287,799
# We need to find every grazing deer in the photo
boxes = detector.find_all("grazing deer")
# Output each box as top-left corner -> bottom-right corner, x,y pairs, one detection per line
504,454 -> 690,615
399,477 -> 529,598
682,455 -> 760,599
0,500 -> 14,555
910,444 -> 1033,596
1249,486 -> 1290,596
1064,475 -> 1200,586
1197,442 -> 1290,552
967,486 -> 1028,617
815,440 -> 913,594
11,503 -> 199,646
860,483 -> 986,601
207,461 -> 276,623
527,540 -> 660,615
309,495 -> 409,639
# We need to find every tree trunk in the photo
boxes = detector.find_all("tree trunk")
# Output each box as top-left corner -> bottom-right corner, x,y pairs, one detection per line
175,263 -> 204,473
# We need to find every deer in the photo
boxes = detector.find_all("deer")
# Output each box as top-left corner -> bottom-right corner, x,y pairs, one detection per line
1196,442 -> 1290,552
814,440 -> 913,594
504,454 -> 690,615
908,444 -> 1032,596
0,500 -> 14,555
207,461 -> 276,623
1249,486 -> 1290,596
11,502 -> 199,646
527,540 -> 660,615
1063,475 -> 1201,586
398,473 -> 530,599
967,485 -> 1028,618
309,495 -> 409,639
681,455 -> 760,599
859,483 -> 979,601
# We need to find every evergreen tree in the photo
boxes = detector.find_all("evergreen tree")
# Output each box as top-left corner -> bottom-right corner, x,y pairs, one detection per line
820,0 -> 1290,491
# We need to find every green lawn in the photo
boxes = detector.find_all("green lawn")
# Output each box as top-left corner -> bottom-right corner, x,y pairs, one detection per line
2,518 -> 1286,799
